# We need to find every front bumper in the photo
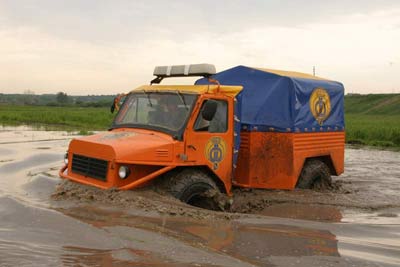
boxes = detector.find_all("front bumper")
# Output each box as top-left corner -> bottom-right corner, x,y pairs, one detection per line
59,162 -> 175,190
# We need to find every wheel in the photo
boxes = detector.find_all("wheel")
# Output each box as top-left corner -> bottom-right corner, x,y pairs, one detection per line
161,169 -> 221,210
296,159 -> 332,190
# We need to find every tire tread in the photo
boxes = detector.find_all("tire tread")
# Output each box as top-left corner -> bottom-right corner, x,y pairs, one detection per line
296,159 -> 332,189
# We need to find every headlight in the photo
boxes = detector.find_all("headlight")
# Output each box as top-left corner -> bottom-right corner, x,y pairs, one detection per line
118,165 -> 130,179
64,153 -> 69,165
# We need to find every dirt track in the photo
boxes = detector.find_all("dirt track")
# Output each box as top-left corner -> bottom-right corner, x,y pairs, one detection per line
1,127 -> 400,266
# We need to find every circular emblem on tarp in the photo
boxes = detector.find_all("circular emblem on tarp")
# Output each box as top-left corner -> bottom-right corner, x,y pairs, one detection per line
310,88 -> 331,126
205,137 -> 227,170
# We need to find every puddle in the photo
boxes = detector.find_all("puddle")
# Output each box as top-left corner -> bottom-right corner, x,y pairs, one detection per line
0,129 -> 399,266
259,203 -> 343,222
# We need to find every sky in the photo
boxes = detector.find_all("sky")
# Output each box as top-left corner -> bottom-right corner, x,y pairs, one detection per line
0,0 -> 399,95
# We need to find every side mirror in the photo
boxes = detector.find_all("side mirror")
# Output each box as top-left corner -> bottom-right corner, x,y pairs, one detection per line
110,97 -> 117,113
111,94 -> 126,113
201,100 -> 218,121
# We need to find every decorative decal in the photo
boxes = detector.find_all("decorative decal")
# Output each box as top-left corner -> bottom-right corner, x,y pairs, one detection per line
310,88 -> 331,126
205,137 -> 227,170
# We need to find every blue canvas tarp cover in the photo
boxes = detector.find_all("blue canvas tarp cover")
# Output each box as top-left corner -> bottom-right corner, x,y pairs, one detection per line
196,65 -> 345,132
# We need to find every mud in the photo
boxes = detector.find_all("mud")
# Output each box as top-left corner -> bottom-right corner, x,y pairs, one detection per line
52,180 -> 238,221
1,127 -> 400,266
52,150 -> 400,221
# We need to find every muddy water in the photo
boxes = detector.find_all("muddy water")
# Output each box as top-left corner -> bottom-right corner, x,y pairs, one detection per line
0,128 -> 400,266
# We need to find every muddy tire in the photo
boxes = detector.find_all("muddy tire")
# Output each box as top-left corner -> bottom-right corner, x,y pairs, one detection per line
296,159 -> 332,190
161,169 -> 221,210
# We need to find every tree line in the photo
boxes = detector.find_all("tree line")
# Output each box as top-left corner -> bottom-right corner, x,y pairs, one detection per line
0,92 -> 115,107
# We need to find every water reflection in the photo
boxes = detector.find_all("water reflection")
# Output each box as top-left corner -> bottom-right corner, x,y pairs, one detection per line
177,221 -> 339,266
61,246 -> 197,267
59,205 -> 340,266
260,203 -> 343,222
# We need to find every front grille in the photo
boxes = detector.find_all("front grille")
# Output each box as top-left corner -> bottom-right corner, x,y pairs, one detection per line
71,154 -> 108,181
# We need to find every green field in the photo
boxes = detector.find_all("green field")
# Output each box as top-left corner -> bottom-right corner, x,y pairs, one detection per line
344,94 -> 400,148
345,114 -> 400,147
344,93 -> 400,115
1,93 -> 399,148
0,105 -> 113,132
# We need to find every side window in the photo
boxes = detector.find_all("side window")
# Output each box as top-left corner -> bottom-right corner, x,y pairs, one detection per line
194,100 -> 228,133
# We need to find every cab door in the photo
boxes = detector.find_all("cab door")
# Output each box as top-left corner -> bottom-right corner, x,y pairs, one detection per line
184,95 -> 234,193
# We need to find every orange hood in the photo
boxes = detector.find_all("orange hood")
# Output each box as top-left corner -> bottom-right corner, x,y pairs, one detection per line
69,129 -> 175,163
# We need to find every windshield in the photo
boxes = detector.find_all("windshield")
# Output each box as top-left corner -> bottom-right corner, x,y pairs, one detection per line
112,92 -> 197,137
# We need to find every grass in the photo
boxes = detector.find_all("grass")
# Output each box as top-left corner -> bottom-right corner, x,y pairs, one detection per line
0,105 -> 113,131
345,114 -> 400,148
344,94 -> 400,115
344,94 -> 400,149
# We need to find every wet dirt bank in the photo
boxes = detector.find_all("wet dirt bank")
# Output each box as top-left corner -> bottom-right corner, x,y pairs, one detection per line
1,128 -> 400,266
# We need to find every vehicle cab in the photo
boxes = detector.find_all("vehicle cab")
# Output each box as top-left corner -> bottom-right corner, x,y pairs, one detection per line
60,64 -> 241,198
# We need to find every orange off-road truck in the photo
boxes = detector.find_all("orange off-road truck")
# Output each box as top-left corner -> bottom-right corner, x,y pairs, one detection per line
60,64 -> 345,207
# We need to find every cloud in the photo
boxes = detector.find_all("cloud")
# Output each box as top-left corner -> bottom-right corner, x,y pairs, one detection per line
0,2 -> 399,94
2,0 -> 400,43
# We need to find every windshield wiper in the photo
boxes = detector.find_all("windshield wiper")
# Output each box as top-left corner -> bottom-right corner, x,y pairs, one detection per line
142,90 -> 153,107
175,91 -> 188,110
